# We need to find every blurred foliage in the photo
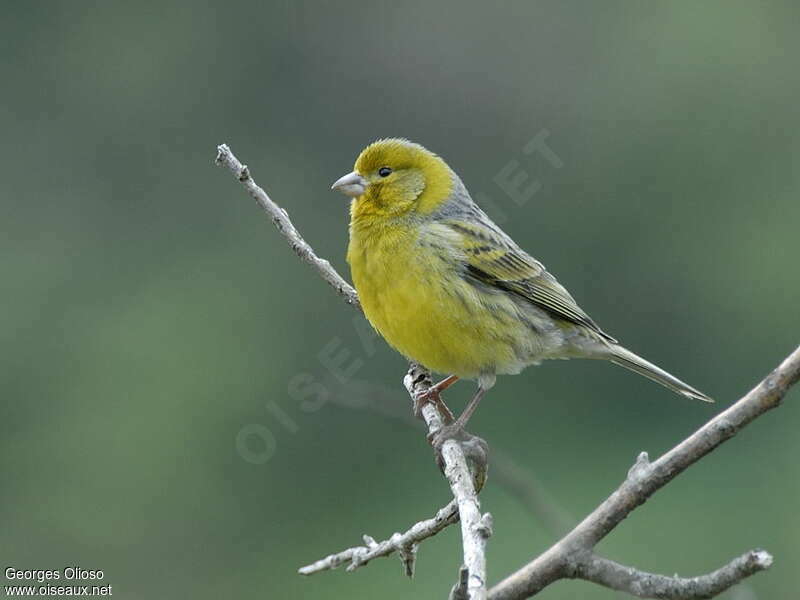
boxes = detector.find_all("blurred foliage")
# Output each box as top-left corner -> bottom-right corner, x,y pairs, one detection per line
1,2 -> 798,598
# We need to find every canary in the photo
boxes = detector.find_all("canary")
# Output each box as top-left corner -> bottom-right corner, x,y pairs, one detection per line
332,138 -> 711,450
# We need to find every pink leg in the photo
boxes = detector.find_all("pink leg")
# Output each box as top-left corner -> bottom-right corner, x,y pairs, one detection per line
427,375 -> 460,395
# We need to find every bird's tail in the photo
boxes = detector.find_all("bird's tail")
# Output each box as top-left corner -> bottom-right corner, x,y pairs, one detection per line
607,345 -> 713,402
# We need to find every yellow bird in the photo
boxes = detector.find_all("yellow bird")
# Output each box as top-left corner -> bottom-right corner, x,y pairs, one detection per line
332,138 -> 711,453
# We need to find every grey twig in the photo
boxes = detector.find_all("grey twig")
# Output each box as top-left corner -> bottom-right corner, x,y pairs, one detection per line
489,345 -> 800,599
214,144 -> 360,309
404,365 -> 493,600
298,501 -> 458,576
216,144 -> 488,597
573,550 -> 773,599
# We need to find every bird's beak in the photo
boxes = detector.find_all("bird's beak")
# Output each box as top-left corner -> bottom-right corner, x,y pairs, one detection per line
331,171 -> 368,198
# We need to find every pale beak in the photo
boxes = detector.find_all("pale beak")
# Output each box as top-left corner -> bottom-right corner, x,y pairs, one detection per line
331,171 -> 368,198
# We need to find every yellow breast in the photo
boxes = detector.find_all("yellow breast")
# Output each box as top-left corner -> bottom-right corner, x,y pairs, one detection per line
347,220 -> 524,378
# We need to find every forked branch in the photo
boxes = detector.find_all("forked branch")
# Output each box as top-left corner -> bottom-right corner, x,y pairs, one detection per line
298,500 -> 458,577
215,143 -> 799,599
488,345 -> 799,599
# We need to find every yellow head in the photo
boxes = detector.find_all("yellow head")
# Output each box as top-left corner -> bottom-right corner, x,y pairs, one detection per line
331,139 -> 454,223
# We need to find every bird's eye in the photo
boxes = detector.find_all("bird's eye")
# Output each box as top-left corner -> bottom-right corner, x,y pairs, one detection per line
378,167 -> 392,177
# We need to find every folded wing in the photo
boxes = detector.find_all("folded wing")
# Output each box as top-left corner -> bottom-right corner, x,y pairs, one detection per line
445,219 -> 617,343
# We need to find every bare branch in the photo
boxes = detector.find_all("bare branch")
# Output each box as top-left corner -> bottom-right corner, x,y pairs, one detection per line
573,550 -> 773,599
489,344 -> 800,600
298,500 -> 458,576
215,144 -> 360,309
404,365 -> 493,600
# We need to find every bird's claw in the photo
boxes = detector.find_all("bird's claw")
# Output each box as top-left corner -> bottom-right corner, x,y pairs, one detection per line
413,388 -> 455,423
412,389 -> 432,419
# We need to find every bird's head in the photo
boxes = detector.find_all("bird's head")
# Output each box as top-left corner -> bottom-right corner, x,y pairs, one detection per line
332,138 -> 454,221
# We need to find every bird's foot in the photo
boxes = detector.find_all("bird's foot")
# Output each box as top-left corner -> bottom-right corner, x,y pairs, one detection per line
427,424 -> 489,492
412,389 -> 431,419
413,388 -> 455,423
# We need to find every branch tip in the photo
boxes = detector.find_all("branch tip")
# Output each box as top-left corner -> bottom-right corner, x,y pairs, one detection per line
215,143 -> 361,309
750,549 -> 773,569
214,143 -> 229,165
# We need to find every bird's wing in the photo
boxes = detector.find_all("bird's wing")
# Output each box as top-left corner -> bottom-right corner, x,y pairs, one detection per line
444,219 -> 616,343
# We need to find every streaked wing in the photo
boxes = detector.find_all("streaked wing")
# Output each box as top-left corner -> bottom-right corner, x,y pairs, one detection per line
445,219 -> 616,343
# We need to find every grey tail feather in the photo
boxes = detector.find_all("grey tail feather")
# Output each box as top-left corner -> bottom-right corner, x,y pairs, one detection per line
608,345 -> 713,403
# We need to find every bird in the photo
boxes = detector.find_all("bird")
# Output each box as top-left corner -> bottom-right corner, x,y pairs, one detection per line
331,138 -> 712,462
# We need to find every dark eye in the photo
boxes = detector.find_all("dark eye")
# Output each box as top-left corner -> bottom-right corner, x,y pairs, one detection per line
378,166 -> 392,177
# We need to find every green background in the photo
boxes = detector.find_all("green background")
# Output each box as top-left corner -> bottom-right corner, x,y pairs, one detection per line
2,2 -> 798,598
